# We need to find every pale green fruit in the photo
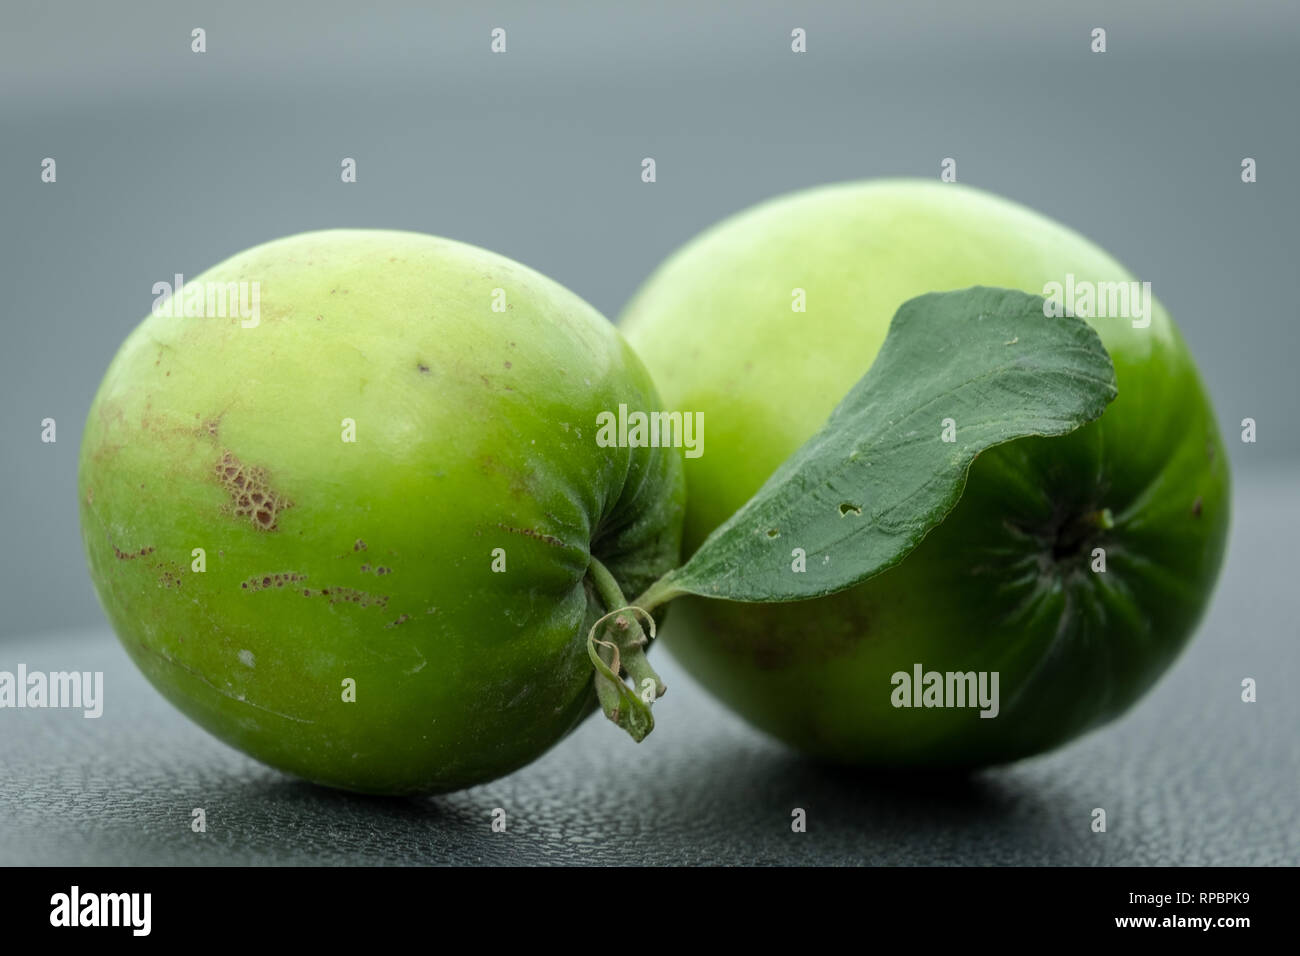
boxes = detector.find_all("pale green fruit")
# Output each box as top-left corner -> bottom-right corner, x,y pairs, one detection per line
80,230 -> 684,794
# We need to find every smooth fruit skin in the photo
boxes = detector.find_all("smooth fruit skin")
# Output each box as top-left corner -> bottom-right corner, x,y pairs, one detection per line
79,230 -> 683,794
621,180 -> 1229,767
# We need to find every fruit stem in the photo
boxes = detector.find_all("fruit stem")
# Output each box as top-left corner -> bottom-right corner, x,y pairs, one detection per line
586,555 -> 629,614
585,557 -> 667,742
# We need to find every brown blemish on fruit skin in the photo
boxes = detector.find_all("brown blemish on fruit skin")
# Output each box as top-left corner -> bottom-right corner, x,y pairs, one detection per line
240,573 -> 387,608
241,571 -> 306,592
126,408 -> 225,457
384,614 -> 410,630
300,586 -> 388,609
354,539 -> 367,551
156,561 -> 185,589
113,545 -> 156,560
215,450 -> 292,530
107,536 -> 183,586
1192,497 -> 1203,517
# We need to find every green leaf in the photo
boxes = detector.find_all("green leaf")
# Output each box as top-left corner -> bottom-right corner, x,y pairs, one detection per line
640,287 -> 1117,606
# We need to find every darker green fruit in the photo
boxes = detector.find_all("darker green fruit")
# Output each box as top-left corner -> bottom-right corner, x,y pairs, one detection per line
622,180 -> 1229,767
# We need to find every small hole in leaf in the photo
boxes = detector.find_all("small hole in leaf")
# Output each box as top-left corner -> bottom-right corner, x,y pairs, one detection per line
839,503 -> 862,517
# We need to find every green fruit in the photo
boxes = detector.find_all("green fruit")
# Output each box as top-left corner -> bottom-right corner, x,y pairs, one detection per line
621,180 -> 1229,767
79,230 -> 684,794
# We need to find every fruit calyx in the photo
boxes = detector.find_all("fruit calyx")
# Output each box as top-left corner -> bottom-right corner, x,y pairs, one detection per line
1045,506 -> 1114,569
585,557 -> 667,742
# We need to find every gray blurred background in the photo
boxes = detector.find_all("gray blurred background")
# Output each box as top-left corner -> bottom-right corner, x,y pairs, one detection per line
0,1 -> 1297,867
2,0 -> 1297,638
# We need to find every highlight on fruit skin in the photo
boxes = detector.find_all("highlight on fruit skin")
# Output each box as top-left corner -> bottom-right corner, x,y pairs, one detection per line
620,178 -> 1231,768
79,229 -> 685,795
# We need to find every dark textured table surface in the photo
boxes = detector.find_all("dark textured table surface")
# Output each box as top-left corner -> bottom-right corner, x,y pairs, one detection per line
2,470 -> 1296,866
